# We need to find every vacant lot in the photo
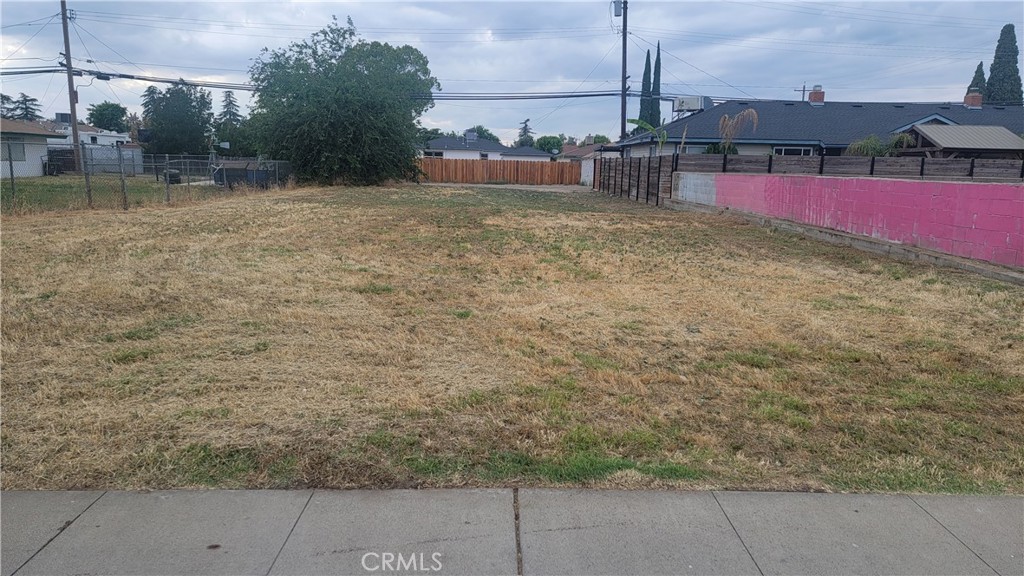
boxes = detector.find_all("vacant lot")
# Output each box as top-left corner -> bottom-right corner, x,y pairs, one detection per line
2,185 -> 1022,492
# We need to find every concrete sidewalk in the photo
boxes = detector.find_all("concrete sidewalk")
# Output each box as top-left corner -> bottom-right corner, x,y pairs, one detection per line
1,489 -> 1021,576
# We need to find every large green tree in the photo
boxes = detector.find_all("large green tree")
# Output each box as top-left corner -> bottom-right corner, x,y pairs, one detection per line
592,134 -> 611,144
142,82 -> 214,154
535,135 -> 563,154
985,24 -> 1023,105
466,124 -> 501,142
86,101 -> 128,132
0,93 -> 15,119
3,92 -> 42,121
249,17 -> 439,184
967,61 -> 986,94
216,90 -> 243,128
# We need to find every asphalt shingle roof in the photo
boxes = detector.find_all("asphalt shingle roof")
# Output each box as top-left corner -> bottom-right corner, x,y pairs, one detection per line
0,119 -> 61,137
622,100 -> 1024,148
502,146 -> 552,157
425,136 -> 510,153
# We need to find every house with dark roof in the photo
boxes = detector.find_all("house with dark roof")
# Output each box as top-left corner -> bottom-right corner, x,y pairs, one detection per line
1,119 -> 62,178
619,86 -> 1024,158
422,130 -> 552,162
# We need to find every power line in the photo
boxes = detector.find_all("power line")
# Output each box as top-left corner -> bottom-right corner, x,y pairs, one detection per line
70,20 -> 146,73
629,33 -> 755,99
0,14 -> 58,63
532,40 -> 620,129
1,13 -> 60,29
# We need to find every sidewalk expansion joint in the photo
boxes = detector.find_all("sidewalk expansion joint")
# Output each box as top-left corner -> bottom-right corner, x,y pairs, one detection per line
907,495 -> 1002,576
711,491 -> 764,576
10,490 -> 107,576
513,488 -> 523,576
265,490 -> 314,576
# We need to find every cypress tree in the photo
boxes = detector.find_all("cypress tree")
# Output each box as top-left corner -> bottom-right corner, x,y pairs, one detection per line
636,50 -> 651,135
967,61 -> 986,94
650,42 -> 662,127
984,24 -> 1023,105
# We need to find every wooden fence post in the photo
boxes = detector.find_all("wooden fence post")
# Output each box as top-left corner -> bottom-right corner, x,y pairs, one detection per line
869,156 -> 875,176
969,158 -> 975,179
818,154 -> 825,175
767,154 -> 773,174
645,156 -> 652,203
5,141 -> 15,202
919,157 -> 926,178
722,153 -> 728,173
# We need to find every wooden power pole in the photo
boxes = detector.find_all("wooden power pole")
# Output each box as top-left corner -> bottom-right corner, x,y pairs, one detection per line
60,0 -> 81,171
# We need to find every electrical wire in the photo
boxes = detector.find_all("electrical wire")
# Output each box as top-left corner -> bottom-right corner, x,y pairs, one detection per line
1,13 -> 60,30
531,40 -> 620,130
0,14 -> 58,63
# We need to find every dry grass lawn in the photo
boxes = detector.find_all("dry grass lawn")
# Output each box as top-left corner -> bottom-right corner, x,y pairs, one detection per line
2,184 -> 1022,492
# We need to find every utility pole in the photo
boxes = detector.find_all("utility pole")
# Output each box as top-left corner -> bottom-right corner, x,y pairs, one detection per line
60,0 -> 81,171
618,0 -> 629,141
794,83 -> 807,101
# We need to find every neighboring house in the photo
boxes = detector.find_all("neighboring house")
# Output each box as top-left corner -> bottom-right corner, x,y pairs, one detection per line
557,141 -> 619,162
500,146 -> 552,162
40,119 -> 130,147
1,119 -> 61,178
422,131 -> 553,161
901,124 -> 1024,159
619,86 -> 1024,158
422,132 -> 510,160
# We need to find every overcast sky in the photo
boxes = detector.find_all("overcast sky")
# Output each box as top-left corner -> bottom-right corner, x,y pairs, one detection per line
2,1 -> 1021,145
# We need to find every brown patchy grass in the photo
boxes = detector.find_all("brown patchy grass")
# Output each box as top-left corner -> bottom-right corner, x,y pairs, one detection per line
2,184 -> 1022,493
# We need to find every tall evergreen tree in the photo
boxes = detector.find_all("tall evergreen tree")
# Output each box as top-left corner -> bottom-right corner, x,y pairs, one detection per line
967,61 -> 986,94
635,50 -> 652,135
985,24 -> 1023,105
216,90 -> 243,127
9,93 -> 42,121
0,93 -> 15,119
515,118 -> 535,148
141,86 -> 161,122
650,42 -> 662,127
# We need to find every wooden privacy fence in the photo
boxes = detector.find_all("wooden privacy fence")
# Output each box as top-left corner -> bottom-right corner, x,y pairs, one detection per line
595,153 -> 1024,201
419,158 -> 580,185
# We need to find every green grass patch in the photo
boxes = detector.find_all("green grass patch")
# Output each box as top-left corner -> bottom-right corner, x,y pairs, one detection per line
574,351 -> 620,371
352,283 -> 394,295
109,347 -> 156,364
172,443 -> 259,487
451,309 -> 473,319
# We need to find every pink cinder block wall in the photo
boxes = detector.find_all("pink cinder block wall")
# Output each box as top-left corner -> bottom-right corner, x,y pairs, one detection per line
712,174 -> 1024,268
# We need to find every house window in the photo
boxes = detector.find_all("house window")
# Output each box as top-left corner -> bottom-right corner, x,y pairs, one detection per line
480,153 -> 488,160
649,145 -> 657,156
0,139 -> 26,162
623,147 -> 631,158
90,136 -> 98,144
423,151 -> 443,158
681,145 -> 705,154
773,146 -> 814,156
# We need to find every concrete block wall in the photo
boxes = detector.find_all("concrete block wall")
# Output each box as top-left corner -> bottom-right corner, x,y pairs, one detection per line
673,172 -> 1024,269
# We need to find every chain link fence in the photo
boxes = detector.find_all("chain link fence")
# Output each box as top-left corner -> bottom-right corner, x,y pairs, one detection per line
1,142 -> 291,214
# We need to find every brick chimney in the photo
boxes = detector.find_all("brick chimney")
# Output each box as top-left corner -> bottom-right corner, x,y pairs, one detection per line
808,84 -> 825,106
964,86 -> 983,109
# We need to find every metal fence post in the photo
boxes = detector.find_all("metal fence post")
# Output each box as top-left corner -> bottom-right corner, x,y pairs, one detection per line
164,162 -> 171,203
81,143 -> 93,208
186,159 -> 191,197
117,143 -> 128,210
5,141 -> 15,202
